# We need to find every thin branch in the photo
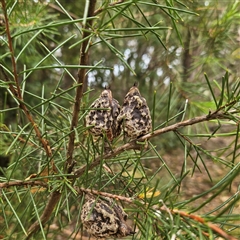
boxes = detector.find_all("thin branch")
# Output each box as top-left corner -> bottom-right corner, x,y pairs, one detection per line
0,0 -> 20,94
76,187 -> 133,203
26,191 -> 62,239
76,188 -> 238,240
66,0 -> 97,173
26,1 -> 97,238
0,180 -> 48,189
175,129 -> 194,145
1,179 -> 238,240
0,1 -> 52,157
73,104 -> 239,177
173,210 -> 238,240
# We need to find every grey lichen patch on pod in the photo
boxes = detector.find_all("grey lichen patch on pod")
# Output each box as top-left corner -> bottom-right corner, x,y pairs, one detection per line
85,88 -> 121,141
117,83 -> 152,139
81,195 -> 134,238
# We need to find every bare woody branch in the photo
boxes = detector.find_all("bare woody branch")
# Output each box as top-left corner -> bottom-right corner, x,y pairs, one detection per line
0,0 -> 52,157
73,103 -> 239,177
26,191 -> 61,239
1,177 -> 238,240
26,1 -> 97,238
76,188 -> 238,240
76,187 -> 133,203
0,180 -> 48,189
66,0 -> 97,173
172,210 -> 238,240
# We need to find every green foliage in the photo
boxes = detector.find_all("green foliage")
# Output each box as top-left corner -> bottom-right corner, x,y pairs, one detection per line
0,0 -> 239,239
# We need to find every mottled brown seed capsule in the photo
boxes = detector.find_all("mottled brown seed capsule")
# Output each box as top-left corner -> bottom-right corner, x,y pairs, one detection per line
81,196 -> 134,238
117,83 -> 152,139
85,88 -> 121,141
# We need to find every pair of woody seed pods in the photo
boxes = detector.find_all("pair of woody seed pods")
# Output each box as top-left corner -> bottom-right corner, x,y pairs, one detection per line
82,84 -> 151,237
85,83 -> 152,141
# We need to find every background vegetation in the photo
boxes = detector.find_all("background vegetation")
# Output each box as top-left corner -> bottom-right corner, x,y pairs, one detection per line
0,0 -> 239,239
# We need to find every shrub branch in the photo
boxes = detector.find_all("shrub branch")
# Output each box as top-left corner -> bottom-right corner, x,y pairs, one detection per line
0,0 -> 52,157
26,0 -> 97,238
74,103 -> 239,177
1,0 -> 238,238
1,180 -> 237,240
65,0 -> 97,173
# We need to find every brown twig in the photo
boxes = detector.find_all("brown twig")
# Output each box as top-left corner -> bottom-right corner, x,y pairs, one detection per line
0,180 -> 48,189
66,0 -> 97,173
74,139 -> 139,176
76,187 -> 133,203
1,179 -> 238,240
0,0 -> 52,157
77,188 -> 238,240
26,1 -> 97,238
175,129 -> 194,145
0,0 -> 19,94
26,190 -> 62,238
172,210 -> 238,240
73,105 -> 238,177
